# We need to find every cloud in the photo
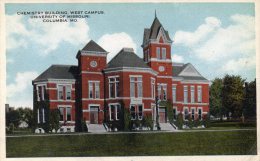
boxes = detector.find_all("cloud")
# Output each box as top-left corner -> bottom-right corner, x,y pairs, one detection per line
174,14 -> 255,73
6,14 -> 90,54
172,54 -> 184,63
7,71 -> 38,98
221,56 -> 256,73
97,32 -> 137,62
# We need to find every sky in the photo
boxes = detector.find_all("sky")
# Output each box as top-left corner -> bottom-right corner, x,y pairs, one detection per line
5,3 -> 256,108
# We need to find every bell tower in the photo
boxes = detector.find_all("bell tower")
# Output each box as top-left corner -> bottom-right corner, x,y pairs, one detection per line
141,13 -> 173,101
141,13 -> 173,77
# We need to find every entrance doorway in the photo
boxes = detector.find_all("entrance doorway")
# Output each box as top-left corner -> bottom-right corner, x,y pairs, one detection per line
90,106 -> 99,124
159,107 -> 166,123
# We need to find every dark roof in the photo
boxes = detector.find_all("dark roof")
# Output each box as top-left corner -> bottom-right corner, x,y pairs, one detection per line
82,40 -> 107,52
172,63 -> 208,81
143,17 -> 172,45
33,65 -> 78,82
107,48 -> 150,69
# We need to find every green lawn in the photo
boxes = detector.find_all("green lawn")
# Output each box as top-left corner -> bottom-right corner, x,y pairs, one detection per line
6,130 -> 257,157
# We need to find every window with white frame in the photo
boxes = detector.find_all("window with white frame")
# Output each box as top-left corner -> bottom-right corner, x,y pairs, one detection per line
162,48 -> 166,59
66,107 -> 71,121
66,85 -> 71,100
109,77 -> 119,98
109,104 -> 121,121
37,108 -> 45,123
37,85 -> 46,101
151,79 -> 155,99
197,86 -> 202,102
89,81 -> 100,99
158,84 -> 167,100
184,108 -> 189,120
130,104 -> 143,120
88,82 -> 93,98
130,76 -> 142,98
156,47 -> 160,59
59,107 -> 72,121
95,82 -> 100,98
190,86 -> 195,103
184,86 -> 188,103
172,85 -> 176,103
58,85 -> 64,100
191,108 -> 195,120
198,108 -> 202,120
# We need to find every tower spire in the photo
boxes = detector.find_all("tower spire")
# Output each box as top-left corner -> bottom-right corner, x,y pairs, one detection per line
155,10 -> 157,18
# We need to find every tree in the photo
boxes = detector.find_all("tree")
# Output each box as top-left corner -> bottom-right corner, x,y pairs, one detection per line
17,107 -> 33,128
49,109 -> 61,133
6,110 -> 21,128
222,75 -> 245,119
243,79 -> 256,120
209,78 -> 225,119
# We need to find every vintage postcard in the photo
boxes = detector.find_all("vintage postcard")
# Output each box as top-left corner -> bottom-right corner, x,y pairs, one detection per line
1,1 -> 259,161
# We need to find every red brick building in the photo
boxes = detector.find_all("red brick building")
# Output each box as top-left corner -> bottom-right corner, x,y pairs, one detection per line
32,16 -> 210,132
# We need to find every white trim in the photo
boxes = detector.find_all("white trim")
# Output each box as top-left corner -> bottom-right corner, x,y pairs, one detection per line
143,108 -> 152,111
80,50 -> 108,56
81,71 -> 103,75
50,100 -> 75,102
46,87 -> 56,90
183,106 -> 189,121
108,103 -> 121,121
82,98 -> 104,101
190,107 -> 196,120
37,109 -> 40,124
104,67 -> 158,76
157,76 -> 173,79
149,58 -> 172,63
42,108 -> 45,123
108,75 -> 119,79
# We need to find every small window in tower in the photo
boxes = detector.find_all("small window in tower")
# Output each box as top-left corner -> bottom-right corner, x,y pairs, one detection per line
162,48 -> 166,59
156,47 -> 160,59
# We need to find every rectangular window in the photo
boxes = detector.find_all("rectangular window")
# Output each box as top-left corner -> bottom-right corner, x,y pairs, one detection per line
66,107 -> 71,121
130,105 -> 136,120
173,108 -> 177,120
191,86 -> 194,103
116,105 -> 120,120
66,85 -> 71,100
198,86 -> 202,102
172,85 -> 176,103
37,85 -> 46,101
191,108 -> 195,120
137,77 -> 143,97
184,86 -> 188,103
162,48 -> 166,59
58,85 -> 64,100
198,108 -> 202,120
130,77 -> 142,98
156,47 -> 160,59
157,85 -> 161,100
95,82 -> 100,98
151,79 -> 155,99
110,105 -> 115,120
89,82 -> 93,98
59,107 -> 64,121
138,105 -> 143,120
42,108 -> 45,123
109,77 -> 119,98
184,108 -> 189,120
162,84 -> 167,100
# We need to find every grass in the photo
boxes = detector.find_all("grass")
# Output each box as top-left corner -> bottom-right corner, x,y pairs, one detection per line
6,130 -> 257,157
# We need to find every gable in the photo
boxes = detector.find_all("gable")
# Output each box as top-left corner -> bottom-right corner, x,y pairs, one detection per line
178,63 -> 203,77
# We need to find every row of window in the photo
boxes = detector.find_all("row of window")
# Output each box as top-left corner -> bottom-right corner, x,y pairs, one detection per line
172,107 -> 203,121
36,85 -> 46,101
59,107 -> 72,121
144,47 -> 167,62
172,85 -> 202,103
108,104 -> 143,121
36,84 -> 72,101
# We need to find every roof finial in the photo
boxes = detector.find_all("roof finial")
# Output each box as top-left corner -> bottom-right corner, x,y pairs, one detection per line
155,9 -> 157,18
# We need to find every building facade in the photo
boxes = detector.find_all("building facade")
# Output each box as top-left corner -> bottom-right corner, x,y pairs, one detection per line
32,16 -> 210,132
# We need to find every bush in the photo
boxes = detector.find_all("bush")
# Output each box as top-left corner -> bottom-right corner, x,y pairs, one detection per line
142,115 -> 154,131
175,113 -> 183,129
81,120 -> 88,132
123,110 -> 131,131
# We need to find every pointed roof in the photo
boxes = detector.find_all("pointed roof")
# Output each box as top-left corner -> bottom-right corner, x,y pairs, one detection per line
107,48 -> 150,69
172,63 -> 209,81
142,16 -> 172,46
82,40 -> 107,52
33,65 -> 78,82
